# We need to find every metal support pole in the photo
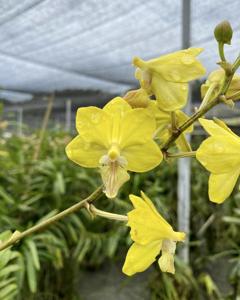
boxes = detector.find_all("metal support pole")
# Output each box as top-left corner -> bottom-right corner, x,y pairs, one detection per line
17,107 -> 23,136
178,0 -> 191,263
33,94 -> 54,160
65,99 -> 72,132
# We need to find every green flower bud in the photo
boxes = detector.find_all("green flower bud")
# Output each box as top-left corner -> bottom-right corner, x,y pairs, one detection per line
214,20 -> 233,45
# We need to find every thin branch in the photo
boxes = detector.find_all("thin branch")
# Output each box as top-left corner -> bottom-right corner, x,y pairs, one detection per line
0,186 -> 103,251
197,214 -> 215,237
166,151 -> 196,158
198,82 -> 218,111
232,55 -> 240,73
171,111 -> 178,133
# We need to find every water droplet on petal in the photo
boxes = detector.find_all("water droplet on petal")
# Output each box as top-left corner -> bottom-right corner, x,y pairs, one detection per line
91,113 -> 101,124
181,54 -> 195,65
214,144 -> 224,154
83,142 -> 90,151
171,70 -> 181,81
181,85 -> 187,91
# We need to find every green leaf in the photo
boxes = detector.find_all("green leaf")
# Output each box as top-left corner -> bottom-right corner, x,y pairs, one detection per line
54,172 -> 65,195
222,216 -> 240,225
0,249 -> 12,269
0,283 -> 17,299
26,252 -> 37,293
0,265 -> 21,278
0,278 -> 15,289
25,239 -> 40,270
0,186 -> 15,204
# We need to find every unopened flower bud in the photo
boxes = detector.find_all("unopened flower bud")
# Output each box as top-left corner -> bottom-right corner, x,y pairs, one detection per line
123,88 -> 150,108
214,20 -> 233,45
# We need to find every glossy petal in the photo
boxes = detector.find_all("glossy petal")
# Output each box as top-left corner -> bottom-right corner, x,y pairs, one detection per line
123,140 -> 163,172
148,48 -> 206,83
209,169 -> 240,203
199,118 -> 239,139
213,118 -> 239,138
76,106 -> 112,148
152,75 -> 188,111
66,135 -> 105,168
119,109 -> 156,148
128,192 -> 185,245
196,136 -> 240,173
103,98 -> 156,148
122,241 -> 162,276
147,101 -> 170,125
103,96 -> 131,115
103,97 -> 132,145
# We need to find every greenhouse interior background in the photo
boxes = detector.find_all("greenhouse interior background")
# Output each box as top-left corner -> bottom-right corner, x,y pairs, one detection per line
0,0 -> 240,299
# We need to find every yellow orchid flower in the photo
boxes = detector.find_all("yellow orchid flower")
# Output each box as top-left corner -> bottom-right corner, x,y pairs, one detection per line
122,192 -> 185,275
133,48 -> 206,111
201,69 -> 240,107
66,97 -> 163,199
196,118 -> 240,203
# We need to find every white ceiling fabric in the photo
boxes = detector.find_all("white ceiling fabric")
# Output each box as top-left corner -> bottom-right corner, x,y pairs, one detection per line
0,0 -> 239,101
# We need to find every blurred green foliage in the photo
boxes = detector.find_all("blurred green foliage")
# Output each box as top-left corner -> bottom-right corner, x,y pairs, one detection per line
0,129 -> 239,299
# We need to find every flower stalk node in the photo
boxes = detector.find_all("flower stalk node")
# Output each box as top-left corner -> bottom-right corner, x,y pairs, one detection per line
218,61 -> 233,76
219,95 -> 227,102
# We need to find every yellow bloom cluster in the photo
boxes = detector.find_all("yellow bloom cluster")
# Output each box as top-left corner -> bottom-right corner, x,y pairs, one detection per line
67,48 -> 206,199
65,40 -> 240,279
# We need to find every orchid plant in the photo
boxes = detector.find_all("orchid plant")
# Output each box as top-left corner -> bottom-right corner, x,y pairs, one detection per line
1,20 -> 240,278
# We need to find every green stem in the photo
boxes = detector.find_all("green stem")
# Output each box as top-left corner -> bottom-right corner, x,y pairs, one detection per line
161,97 -> 220,151
171,111 -> 177,132
166,151 -> 196,158
89,204 -> 128,222
232,55 -> 240,73
218,42 -> 226,62
0,186 -> 103,251
198,82 -> 218,110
